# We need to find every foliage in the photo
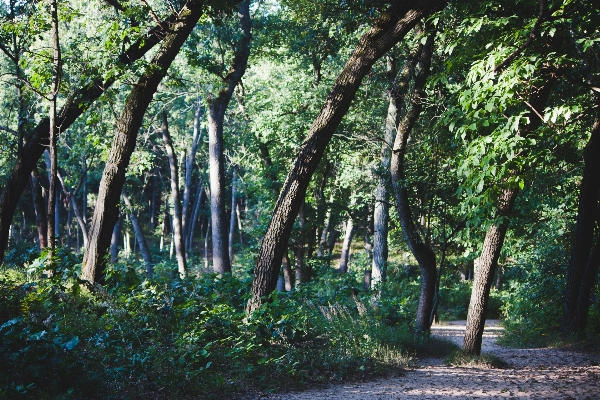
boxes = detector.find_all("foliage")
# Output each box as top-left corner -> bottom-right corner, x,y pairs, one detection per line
0,253 -> 417,398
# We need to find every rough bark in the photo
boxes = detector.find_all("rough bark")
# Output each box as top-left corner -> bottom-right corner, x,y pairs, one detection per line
563,103 -> 600,336
0,9 -> 188,265
81,1 -> 205,283
247,1 -> 446,313
207,0 -> 250,274
390,31 -> 435,334
161,110 -> 187,278
463,76 -> 556,355
462,187 -> 518,354
122,190 -> 154,277
339,215 -> 357,274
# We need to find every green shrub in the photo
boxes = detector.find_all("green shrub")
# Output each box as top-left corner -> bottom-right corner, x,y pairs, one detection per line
0,251 -> 417,398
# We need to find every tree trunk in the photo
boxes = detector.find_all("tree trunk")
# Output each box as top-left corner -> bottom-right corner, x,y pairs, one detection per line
207,0 -> 250,275
576,220 -> 600,335
563,102 -> 600,336
30,169 -> 48,249
46,0 -> 60,252
183,105 -> 203,255
282,249 -> 294,291
162,110 -> 187,278
463,187 -> 518,354
187,181 -> 204,252
390,31 -> 436,334
338,215 -> 356,274
122,190 -> 154,277
372,53 -> 401,285
150,167 -> 159,231
82,155 -> 87,226
463,76 -> 556,355
293,201 -> 308,284
247,2 -> 446,313
228,169 -> 238,263
204,217 -> 211,270
236,198 -> 244,245
56,170 -> 89,249
110,213 -> 123,264
81,1 -> 205,284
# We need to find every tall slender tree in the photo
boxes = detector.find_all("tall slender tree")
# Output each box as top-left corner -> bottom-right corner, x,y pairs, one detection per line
205,0 -> 251,274
161,110 -> 187,278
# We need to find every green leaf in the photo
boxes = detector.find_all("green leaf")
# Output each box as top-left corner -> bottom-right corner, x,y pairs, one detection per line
65,336 -> 79,350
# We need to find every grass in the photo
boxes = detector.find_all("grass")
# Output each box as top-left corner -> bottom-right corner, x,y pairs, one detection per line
445,349 -> 508,369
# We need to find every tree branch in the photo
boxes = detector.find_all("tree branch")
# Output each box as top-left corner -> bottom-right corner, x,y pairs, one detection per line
493,0 -> 547,73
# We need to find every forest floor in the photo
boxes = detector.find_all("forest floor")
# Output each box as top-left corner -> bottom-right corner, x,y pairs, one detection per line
260,320 -> 600,399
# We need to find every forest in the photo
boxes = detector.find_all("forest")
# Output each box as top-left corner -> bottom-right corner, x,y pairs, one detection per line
0,0 -> 599,398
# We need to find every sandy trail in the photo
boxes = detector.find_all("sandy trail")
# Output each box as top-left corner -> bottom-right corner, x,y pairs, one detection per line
264,320 -> 600,399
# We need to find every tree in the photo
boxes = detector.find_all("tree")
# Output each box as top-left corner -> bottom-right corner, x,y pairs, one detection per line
203,0 -> 251,274
562,97 -> 600,337
463,75 -> 556,355
247,0 -> 447,313
0,5 -> 192,265
390,28 -> 436,334
161,110 -> 187,278
46,0 -> 61,252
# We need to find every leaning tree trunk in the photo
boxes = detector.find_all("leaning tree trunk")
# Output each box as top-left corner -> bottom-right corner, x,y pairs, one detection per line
247,1 -> 446,313
162,110 -> 187,278
81,0 -> 206,284
563,101 -> 600,337
0,8 -> 189,265
463,76 -> 556,355
462,187 -> 519,354
338,215 -> 357,274
390,31 -> 436,334
207,0 -> 250,274
122,190 -> 154,277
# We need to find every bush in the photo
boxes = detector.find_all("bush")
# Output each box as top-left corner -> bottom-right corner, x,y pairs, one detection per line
0,251 -> 417,398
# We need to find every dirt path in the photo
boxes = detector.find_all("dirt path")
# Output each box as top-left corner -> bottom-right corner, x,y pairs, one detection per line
264,321 -> 600,399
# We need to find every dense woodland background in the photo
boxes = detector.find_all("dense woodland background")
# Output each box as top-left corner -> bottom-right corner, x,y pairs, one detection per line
0,0 -> 599,397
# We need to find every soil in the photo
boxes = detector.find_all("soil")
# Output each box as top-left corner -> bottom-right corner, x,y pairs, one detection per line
260,320 -> 600,399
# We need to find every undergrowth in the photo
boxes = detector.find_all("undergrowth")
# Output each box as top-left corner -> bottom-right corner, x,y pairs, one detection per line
445,349 -> 508,369
0,250 -> 417,399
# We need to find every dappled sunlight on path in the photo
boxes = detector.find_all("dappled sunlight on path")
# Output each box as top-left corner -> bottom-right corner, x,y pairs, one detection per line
264,320 -> 600,400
